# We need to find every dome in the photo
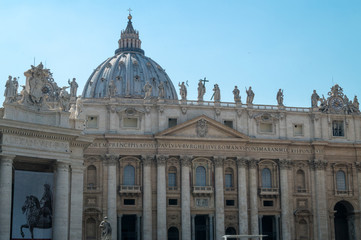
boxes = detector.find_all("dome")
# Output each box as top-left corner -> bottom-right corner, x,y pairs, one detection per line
82,14 -> 178,100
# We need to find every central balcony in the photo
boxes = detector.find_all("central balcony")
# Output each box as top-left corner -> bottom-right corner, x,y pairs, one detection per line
119,185 -> 142,196
258,187 -> 279,197
192,186 -> 214,197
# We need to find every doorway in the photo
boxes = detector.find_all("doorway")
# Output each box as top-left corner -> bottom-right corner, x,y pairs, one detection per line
261,216 -> 277,240
195,215 -> 208,240
121,215 -> 137,240
334,201 -> 355,240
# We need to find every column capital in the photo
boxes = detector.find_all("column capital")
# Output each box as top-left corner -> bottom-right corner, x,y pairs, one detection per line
142,155 -> 154,166
71,164 -> 85,174
278,159 -> 292,169
355,162 -> 361,172
0,155 -> 15,165
180,155 -> 192,167
156,155 -> 167,166
56,161 -> 70,171
248,158 -> 259,169
309,159 -> 328,170
236,157 -> 247,168
102,154 -> 119,165
213,156 -> 225,167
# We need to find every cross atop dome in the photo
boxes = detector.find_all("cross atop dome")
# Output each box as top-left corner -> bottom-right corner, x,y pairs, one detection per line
115,12 -> 144,55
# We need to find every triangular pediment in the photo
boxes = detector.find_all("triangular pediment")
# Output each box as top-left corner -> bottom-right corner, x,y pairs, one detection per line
156,115 -> 249,139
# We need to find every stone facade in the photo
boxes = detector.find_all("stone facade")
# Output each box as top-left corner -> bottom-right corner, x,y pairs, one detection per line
1,14 -> 361,240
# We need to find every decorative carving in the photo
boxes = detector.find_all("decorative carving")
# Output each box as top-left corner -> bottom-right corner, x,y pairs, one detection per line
195,198 -> 209,207
104,154 -> 119,165
309,159 -> 328,170
248,158 -> 259,169
180,155 -> 192,167
215,108 -> 221,116
156,155 -> 167,166
181,107 -> 187,114
278,159 -> 292,169
142,155 -> 153,166
213,156 -> 225,167
108,80 -> 117,97
236,157 -> 247,168
355,162 -> 361,172
143,81 -> 152,99
196,119 -> 208,137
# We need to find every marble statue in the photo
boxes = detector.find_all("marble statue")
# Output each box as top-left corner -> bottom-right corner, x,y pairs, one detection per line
354,96 -> 359,110
311,90 -> 320,108
108,80 -> 117,97
212,84 -> 220,102
233,86 -> 241,103
59,87 -> 70,111
158,81 -> 165,99
99,216 -> 112,240
277,89 -> 284,106
75,96 -> 83,118
178,82 -> 187,100
246,86 -> 254,104
144,82 -> 152,99
68,78 -> 78,97
4,76 -> 15,102
197,80 -> 206,101
69,104 -> 76,119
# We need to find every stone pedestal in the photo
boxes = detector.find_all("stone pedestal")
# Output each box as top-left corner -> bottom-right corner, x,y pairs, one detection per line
0,156 -> 14,239
142,156 -> 153,240
214,156 -> 225,240
181,156 -> 192,240
156,155 -> 167,240
53,161 -> 70,240
237,158 -> 248,235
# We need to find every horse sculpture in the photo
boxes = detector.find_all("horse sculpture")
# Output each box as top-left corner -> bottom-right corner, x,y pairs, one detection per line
20,195 -> 52,239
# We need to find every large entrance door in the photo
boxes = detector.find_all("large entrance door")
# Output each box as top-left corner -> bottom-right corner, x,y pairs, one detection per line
121,215 -> 137,240
195,215 -> 208,240
261,216 -> 277,240
334,201 -> 355,240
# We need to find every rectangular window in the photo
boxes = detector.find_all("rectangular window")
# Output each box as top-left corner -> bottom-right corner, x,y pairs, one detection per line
168,173 -> 176,187
124,199 -> 135,205
123,117 -> 138,128
168,118 -> 178,128
293,124 -> 303,136
224,120 -> 233,128
263,200 -> 274,207
226,200 -> 235,206
332,120 -> 344,137
225,174 -> 233,188
87,116 -> 98,128
259,123 -> 273,133
168,199 -> 178,206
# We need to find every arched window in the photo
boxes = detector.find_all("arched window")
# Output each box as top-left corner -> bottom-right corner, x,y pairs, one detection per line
225,168 -> 233,188
87,165 -> 97,190
296,169 -> 306,192
168,166 -> 177,187
336,170 -> 346,191
168,227 -> 179,240
225,227 -> 237,240
262,168 -> 272,188
298,219 -> 308,239
123,165 -> 135,186
86,218 -> 96,239
196,166 -> 206,186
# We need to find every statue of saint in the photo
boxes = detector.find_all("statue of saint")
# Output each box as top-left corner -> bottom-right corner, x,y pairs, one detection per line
246,86 -> 254,104
277,89 -> 284,106
233,86 -> 240,103
4,76 -> 14,102
212,84 -> 220,102
311,90 -> 320,108
59,87 -> 70,111
75,96 -> 83,118
68,78 -> 78,97
99,216 -> 112,240
108,80 -> 117,97
143,82 -> 152,99
198,80 -> 206,101
178,82 -> 187,100
158,81 -> 165,99
40,184 -> 53,222
354,96 -> 359,110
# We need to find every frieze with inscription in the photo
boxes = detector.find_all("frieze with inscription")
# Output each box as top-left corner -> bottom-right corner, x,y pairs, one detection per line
3,135 -> 69,152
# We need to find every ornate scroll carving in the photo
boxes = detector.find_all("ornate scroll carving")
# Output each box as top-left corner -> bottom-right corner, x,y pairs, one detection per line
278,159 -> 292,169
309,159 -> 328,170
156,155 -> 167,166
103,154 -> 119,165
213,156 -> 225,167
236,157 -> 247,168
142,155 -> 154,166
196,119 -> 208,137
248,158 -> 259,169
180,155 -> 192,167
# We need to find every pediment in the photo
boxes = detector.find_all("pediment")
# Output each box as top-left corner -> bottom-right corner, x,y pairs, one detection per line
156,115 -> 249,139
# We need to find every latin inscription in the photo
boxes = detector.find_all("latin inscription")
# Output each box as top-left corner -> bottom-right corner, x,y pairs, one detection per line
3,135 -> 69,152
89,141 -> 320,154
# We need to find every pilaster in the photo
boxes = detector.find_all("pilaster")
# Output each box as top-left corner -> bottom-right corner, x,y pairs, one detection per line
236,157 -> 248,235
180,155 -> 192,240
0,155 -> 14,239
214,156 -> 225,240
156,155 -> 167,240
142,155 -> 153,240
279,159 -> 292,240
248,158 -> 259,235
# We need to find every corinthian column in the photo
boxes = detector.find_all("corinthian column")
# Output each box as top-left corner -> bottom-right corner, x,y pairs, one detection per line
236,157 -> 248,235
249,158 -> 259,235
310,159 -> 329,240
69,163 -> 85,240
279,159 -> 292,240
180,155 -> 192,240
105,154 -> 118,240
214,156 -> 225,240
156,155 -> 167,240
53,161 -> 70,240
355,162 -> 361,240
142,155 -> 153,240
0,155 -> 14,239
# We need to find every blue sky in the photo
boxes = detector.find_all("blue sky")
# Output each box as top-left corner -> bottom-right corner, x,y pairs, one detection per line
1,0 -> 360,107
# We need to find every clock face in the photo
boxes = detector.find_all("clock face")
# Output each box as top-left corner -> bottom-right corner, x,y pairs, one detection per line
330,97 -> 344,111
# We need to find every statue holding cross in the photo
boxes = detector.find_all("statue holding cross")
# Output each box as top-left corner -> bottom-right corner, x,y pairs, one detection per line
198,77 -> 208,101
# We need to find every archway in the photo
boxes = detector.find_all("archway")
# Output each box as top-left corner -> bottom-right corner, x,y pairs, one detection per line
168,227 -> 179,240
334,201 -> 355,240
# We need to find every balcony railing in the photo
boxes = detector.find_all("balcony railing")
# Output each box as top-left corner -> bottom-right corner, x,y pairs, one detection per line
119,185 -> 141,196
258,187 -> 279,196
335,190 -> 352,196
192,186 -> 214,196
167,186 -> 179,191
